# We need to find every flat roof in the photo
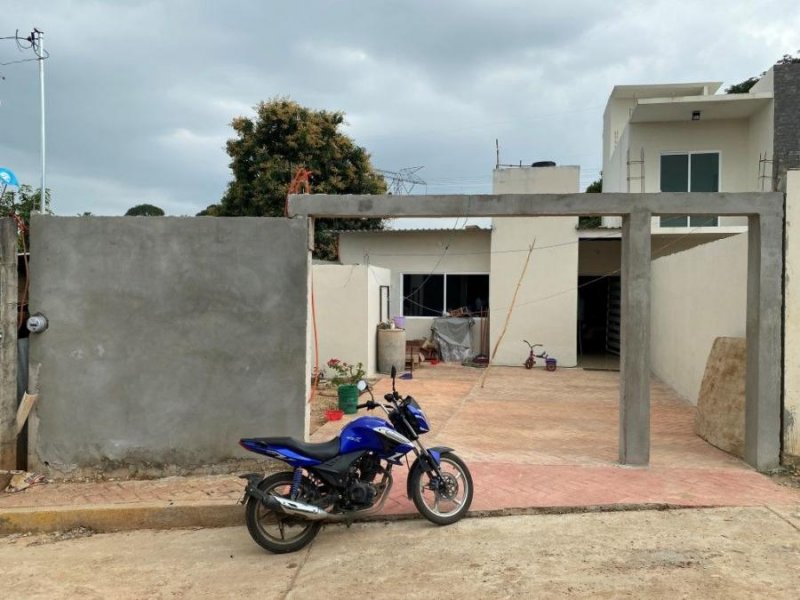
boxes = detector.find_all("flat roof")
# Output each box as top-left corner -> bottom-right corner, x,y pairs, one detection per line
335,226 -> 491,234
629,92 -> 772,123
610,82 -> 723,99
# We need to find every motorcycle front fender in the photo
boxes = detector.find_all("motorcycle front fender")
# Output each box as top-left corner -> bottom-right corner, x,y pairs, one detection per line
406,446 -> 453,499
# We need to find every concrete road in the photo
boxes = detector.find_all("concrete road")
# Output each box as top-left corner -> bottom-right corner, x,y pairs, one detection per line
2,507 -> 799,599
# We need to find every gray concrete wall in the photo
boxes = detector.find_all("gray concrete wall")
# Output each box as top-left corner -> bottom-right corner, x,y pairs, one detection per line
27,216 -> 309,475
773,63 -> 800,189
782,170 -> 800,463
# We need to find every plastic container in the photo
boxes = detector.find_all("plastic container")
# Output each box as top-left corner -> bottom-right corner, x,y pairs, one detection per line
392,316 -> 406,329
545,357 -> 557,372
337,384 -> 359,414
377,328 -> 406,374
325,409 -> 344,421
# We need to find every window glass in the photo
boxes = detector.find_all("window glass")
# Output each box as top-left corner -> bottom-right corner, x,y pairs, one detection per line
445,274 -> 490,313
660,154 -> 689,227
690,153 -> 719,192
403,274 -> 444,317
660,154 -> 689,192
688,153 -> 719,227
659,153 -> 719,227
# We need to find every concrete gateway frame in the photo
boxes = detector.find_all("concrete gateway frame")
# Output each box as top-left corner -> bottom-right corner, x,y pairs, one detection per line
289,192 -> 784,471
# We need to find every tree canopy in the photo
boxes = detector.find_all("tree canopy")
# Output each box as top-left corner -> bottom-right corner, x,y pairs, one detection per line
125,203 -> 165,216
200,98 -> 387,260
579,177 -> 602,229
726,51 -> 800,94
0,184 -> 52,247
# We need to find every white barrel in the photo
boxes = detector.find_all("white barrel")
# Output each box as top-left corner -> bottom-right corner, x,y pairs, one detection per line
377,328 -> 406,374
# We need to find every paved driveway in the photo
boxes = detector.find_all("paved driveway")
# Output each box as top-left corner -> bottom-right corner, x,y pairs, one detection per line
312,365 -> 799,512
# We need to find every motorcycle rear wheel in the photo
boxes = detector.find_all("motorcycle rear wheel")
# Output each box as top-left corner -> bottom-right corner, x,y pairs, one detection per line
245,471 -> 322,554
411,452 -> 473,525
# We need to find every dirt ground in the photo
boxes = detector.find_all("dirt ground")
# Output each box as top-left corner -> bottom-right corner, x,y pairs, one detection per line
309,387 -> 340,435
2,506 -> 799,599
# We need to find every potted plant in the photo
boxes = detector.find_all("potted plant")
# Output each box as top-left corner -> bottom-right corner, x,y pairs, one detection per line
326,358 -> 366,414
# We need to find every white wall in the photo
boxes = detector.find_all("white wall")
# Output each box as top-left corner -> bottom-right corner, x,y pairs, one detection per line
366,266 -> 392,373
650,233 -> 747,404
747,102 -> 774,191
603,97 -> 636,170
338,229 -> 491,358
629,119 -> 752,230
603,96 -> 774,228
311,264 -> 391,377
491,166 -> 580,366
783,170 -> 800,461
579,240 -> 621,276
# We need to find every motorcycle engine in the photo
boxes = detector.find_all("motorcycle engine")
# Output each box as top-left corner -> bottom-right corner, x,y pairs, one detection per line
346,480 -> 377,507
343,454 -> 381,507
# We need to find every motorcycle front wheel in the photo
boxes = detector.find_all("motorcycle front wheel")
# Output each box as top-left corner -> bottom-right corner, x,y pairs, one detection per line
245,471 -> 322,554
410,452 -> 473,525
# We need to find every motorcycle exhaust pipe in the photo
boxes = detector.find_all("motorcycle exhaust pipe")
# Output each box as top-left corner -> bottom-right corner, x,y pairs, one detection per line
241,477 -> 331,521
263,494 -> 330,521
242,473 -> 393,523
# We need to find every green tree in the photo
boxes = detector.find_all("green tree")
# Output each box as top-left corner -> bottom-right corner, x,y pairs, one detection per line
125,203 -> 165,216
726,51 -> 800,94
201,98 -> 387,260
0,184 -> 52,248
579,177 -> 602,229
725,77 -> 760,94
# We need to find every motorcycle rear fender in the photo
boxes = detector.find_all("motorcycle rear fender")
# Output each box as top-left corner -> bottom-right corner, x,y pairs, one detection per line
240,473 -> 268,502
406,446 -> 453,499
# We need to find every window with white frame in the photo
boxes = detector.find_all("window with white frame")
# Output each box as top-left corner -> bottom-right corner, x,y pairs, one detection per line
659,152 -> 720,227
402,273 -> 489,317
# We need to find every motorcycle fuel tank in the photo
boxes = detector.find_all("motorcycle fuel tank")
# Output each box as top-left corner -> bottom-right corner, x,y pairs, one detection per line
339,416 -> 414,458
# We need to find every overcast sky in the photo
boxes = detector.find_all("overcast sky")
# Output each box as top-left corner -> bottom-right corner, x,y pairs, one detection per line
1,0 -> 799,220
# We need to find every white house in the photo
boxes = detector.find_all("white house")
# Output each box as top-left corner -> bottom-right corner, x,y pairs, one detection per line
601,62 -> 800,406
314,61 -> 800,401
332,165 -> 582,370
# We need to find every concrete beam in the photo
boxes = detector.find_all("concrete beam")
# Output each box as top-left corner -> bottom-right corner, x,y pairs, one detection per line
619,209 -> 652,466
746,212 -> 784,470
288,192 -> 784,219
0,218 -> 18,470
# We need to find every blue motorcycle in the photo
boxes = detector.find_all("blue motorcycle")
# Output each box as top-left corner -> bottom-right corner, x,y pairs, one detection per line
239,366 -> 473,553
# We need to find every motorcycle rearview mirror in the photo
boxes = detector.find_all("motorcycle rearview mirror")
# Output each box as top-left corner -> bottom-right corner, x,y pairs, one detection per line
356,379 -> 368,393
391,365 -> 397,379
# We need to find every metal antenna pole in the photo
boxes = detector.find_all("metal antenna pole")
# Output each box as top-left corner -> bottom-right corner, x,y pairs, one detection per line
37,29 -> 46,214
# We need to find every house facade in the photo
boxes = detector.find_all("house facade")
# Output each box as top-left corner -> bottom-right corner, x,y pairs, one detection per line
602,63 -> 800,223
318,62 -> 800,400
334,165 -> 582,369
602,61 -> 800,411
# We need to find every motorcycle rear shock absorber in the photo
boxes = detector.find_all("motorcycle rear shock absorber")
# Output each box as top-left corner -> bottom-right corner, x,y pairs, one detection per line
290,468 -> 303,500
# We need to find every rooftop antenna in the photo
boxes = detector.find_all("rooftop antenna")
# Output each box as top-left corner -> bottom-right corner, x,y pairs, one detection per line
376,166 -> 426,194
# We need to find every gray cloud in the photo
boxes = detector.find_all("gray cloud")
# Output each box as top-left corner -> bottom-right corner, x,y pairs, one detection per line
1,0 -> 798,216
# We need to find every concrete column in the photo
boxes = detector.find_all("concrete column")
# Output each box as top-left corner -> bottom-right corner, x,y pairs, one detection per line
619,208 -> 651,466
746,211 -> 784,470
744,210 -> 783,471
783,171 -> 800,465
0,218 -> 18,469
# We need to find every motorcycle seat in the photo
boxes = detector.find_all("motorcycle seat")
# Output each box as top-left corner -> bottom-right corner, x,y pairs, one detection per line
252,436 -> 341,461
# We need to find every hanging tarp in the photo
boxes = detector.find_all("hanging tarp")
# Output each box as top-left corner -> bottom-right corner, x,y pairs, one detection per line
432,317 -> 474,363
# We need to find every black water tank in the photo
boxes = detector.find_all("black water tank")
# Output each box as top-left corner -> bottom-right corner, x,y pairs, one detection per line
532,161 -> 556,167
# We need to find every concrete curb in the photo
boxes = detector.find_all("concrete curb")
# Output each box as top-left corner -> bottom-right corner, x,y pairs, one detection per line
0,501 -> 728,536
0,502 -> 245,535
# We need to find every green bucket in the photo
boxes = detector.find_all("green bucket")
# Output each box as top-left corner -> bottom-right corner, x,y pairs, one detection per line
337,384 -> 359,414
